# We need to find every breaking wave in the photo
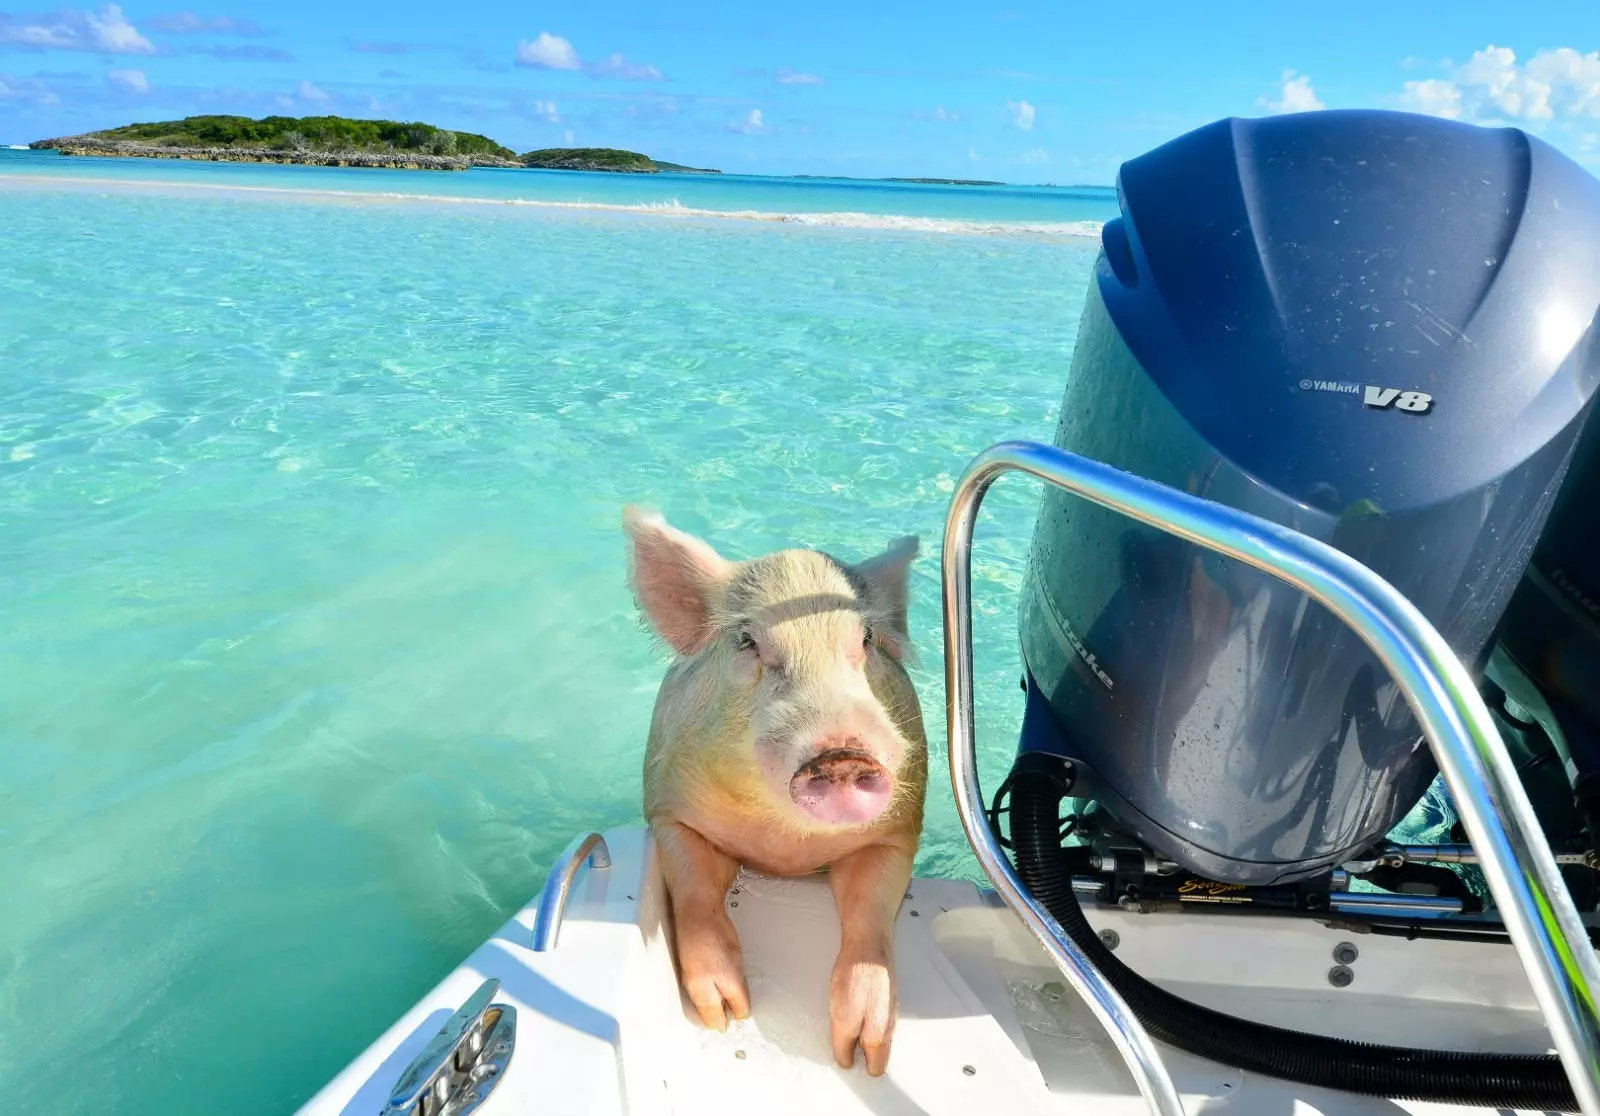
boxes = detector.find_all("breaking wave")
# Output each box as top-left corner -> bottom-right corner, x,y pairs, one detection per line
612,197 -> 1103,237
0,172 -> 1105,239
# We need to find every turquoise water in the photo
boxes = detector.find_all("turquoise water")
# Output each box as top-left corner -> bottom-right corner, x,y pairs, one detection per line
0,146 -> 1114,233
0,151 -> 1114,1113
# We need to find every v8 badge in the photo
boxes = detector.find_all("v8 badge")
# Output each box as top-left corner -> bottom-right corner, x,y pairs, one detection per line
1362,386 -> 1434,414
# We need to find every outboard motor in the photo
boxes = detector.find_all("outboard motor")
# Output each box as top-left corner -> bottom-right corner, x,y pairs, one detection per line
1012,108 -> 1600,884
994,109 -> 1600,1110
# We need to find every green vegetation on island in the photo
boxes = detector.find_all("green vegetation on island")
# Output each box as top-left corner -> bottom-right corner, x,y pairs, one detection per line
518,147 -> 721,174
520,147 -> 656,173
85,114 -> 515,158
650,159 -> 723,175
30,114 -> 522,170
28,117 -> 726,175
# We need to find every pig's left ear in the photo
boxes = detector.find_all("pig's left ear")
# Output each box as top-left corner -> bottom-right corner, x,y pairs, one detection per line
623,506 -> 733,657
853,535 -> 919,660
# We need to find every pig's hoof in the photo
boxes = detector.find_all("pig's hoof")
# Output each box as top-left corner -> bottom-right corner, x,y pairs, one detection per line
791,749 -> 893,826
679,928 -> 751,1031
830,953 -> 897,1076
684,971 -> 751,1031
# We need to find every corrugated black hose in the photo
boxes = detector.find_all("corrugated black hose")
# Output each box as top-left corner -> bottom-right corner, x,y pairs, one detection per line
1006,760 -> 1581,1111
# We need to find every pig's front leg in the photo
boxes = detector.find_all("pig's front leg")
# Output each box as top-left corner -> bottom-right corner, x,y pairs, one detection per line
654,820 -> 751,1031
826,841 -> 914,1076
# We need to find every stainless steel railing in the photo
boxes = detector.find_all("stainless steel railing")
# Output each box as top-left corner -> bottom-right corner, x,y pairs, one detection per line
940,439 -> 1600,1116
531,831 -> 613,952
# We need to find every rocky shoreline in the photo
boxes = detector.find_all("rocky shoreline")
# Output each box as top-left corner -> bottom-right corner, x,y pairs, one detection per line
28,137 -> 522,171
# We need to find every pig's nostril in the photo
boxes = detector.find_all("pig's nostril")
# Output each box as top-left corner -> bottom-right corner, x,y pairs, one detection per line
794,747 -> 884,783
788,748 -> 892,826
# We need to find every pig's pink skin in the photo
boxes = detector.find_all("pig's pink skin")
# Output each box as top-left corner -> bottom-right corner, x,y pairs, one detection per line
789,748 -> 893,826
624,506 -> 928,1077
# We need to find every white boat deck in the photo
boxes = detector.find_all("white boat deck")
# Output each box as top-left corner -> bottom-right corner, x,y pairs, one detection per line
298,826 -> 1570,1116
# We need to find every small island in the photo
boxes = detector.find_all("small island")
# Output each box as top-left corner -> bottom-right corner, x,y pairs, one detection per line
31,114 -> 523,170
649,159 -> 722,175
885,177 -> 1005,186
521,147 -> 721,175
27,115 -> 725,175
519,147 -> 653,173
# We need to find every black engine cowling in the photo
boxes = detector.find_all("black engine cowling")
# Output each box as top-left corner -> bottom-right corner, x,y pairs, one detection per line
1015,108 -> 1600,886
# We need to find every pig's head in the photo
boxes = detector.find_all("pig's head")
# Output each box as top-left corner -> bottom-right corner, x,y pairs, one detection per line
624,506 -> 921,830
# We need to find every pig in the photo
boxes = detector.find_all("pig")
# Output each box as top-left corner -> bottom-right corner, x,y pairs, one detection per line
622,506 -> 929,1077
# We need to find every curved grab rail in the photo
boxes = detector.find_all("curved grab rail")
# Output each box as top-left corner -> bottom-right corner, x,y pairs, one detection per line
942,440 -> 1600,1116
942,446 -> 1186,1116
531,831 -> 613,952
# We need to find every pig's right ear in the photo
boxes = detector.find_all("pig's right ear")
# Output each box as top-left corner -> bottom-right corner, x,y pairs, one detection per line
623,505 -> 733,657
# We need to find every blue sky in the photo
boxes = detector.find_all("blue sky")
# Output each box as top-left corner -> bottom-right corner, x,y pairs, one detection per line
2,1 -> 1597,182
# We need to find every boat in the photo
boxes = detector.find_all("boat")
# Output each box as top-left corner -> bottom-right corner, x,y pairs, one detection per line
296,108 -> 1600,1116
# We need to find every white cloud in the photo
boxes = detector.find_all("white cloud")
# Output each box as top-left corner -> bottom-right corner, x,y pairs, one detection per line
87,3 -> 150,52
1021,146 -> 1049,164
932,104 -> 958,122
274,93 -> 293,107
589,52 -> 662,81
1259,70 -> 1325,114
1008,98 -> 1035,130
563,128 -> 574,145
0,75 -> 50,102
298,79 -> 328,102
0,3 -> 154,54
1516,47 -> 1600,117
147,12 -> 263,36
107,67 -> 147,91
728,108 -> 764,135
968,146 -> 980,161
516,31 -> 580,70
1400,45 -> 1600,123
1398,77 -> 1463,119
513,34 -> 662,80
532,98 -> 558,121
0,72 -> 60,105
775,68 -> 822,85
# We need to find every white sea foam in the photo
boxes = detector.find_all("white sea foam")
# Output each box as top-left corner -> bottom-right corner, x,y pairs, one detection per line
0,172 -> 1105,239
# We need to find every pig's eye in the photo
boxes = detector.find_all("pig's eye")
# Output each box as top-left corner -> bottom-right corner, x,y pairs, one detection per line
861,623 -> 875,650
736,631 -> 757,653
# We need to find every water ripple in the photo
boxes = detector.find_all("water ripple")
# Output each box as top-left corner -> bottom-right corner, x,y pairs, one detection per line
0,181 -> 1096,1114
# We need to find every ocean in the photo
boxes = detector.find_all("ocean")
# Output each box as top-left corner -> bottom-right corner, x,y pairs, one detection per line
0,148 -> 1117,1113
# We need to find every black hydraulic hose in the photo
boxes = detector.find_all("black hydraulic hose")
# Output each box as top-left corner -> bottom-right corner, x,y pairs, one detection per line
1007,767 -> 1581,1111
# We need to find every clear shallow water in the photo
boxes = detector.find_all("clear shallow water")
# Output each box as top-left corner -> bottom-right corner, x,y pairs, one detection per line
0,146 -> 1115,236
0,160 -> 1111,1113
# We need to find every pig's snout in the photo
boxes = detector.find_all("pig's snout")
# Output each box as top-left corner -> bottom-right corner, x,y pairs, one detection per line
789,746 -> 893,826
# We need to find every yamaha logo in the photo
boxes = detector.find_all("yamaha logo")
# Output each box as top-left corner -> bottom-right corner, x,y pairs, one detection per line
1299,379 -> 1434,414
